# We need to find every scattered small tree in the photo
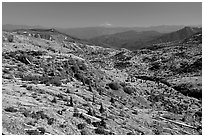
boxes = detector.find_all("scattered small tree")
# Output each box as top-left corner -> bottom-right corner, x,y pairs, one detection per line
87,107 -> 95,116
110,97 -> 115,104
73,107 -> 80,117
89,84 -> 93,92
100,119 -> 107,128
70,96 -> 74,107
99,103 -> 105,114
108,82 -> 120,90
123,86 -> 135,95
92,95 -> 95,103
51,97 -> 57,103
77,123 -> 86,130
47,117 -> 55,125
82,77 -> 85,86
66,88 -> 70,93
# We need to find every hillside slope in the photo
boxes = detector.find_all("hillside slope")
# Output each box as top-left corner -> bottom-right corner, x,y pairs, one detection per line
2,29 -> 202,135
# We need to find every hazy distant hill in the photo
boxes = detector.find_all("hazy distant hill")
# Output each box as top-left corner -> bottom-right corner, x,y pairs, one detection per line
57,25 -> 187,39
2,24 -> 47,31
3,24 -> 200,40
89,26 -> 202,50
147,26 -> 202,45
57,27 -> 132,39
89,30 -> 162,50
132,25 -> 186,33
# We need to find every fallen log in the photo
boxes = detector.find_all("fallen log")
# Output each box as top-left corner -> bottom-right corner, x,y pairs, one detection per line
68,107 -> 101,122
158,116 -> 197,129
25,57 -> 32,65
81,112 -> 101,122
86,126 -> 111,132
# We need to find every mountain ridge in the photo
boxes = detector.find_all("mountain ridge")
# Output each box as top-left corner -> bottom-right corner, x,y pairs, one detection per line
4,24 -> 201,39
90,26 -> 202,50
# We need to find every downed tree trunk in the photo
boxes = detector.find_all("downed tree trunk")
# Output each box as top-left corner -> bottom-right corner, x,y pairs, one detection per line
68,107 -> 101,122
86,126 -> 111,132
81,112 -> 101,122
158,116 -> 197,129
25,57 -> 32,65
135,75 -> 171,86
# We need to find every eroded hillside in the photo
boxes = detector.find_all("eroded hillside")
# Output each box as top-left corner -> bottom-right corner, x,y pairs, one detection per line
2,29 -> 202,135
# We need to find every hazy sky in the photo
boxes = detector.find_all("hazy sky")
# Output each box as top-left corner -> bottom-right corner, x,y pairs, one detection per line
2,2 -> 202,28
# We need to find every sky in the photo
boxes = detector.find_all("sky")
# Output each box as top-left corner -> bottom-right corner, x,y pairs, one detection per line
2,2 -> 202,28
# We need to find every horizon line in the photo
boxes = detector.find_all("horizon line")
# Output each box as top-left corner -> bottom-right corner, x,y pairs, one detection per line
3,23 -> 202,29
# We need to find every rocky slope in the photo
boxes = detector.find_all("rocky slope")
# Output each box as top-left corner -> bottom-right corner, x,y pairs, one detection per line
2,29 -> 202,135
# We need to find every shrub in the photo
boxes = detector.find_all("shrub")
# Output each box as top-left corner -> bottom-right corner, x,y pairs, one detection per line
45,83 -> 50,86
71,65 -> 80,73
66,88 -> 71,93
127,132 -> 134,135
26,86 -> 33,90
110,97 -> 115,104
47,47 -> 55,52
95,127 -> 109,135
18,54 -> 33,65
74,73 -> 83,81
47,117 -> 55,125
4,107 -> 18,113
107,82 -> 121,90
56,93 -> 64,100
22,74 -> 41,84
92,121 -> 101,127
36,127 -> 46,135
97,87 -> 104,95
85,118 -> 91,124
87,107 -> 95,116
99,103 -> 105,114
8,35 -> 14,42
78,62 -> 87,71
2,69 -> 10,74
89,85 -> 93,92
40,76 -> 50,84
84,77 -> 92,85
21,84 -> 27,88
69,96 -> 74,107
132,110 -> 138,115
26,121 -> 36,126
174,83 -> 202,99
149,61 -> 161,71
114,61 -> 131,69
73,107 -> 80,117
36,111 -> 48,119
147,94 -> 164,102
92,95 -> 95,103
51,97 -> 57,103
123,86 -> 135,95
120,82 -> 127,87
77,123 -> 86,130
50,77 -> 62,87
81,129 -> 89,135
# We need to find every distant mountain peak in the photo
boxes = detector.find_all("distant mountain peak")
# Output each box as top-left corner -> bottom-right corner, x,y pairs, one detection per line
99,22 -> 113,27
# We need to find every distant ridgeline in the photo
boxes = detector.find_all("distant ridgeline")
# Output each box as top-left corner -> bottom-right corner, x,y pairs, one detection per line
14,29 -> 55,41
12,28 -> 83,43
